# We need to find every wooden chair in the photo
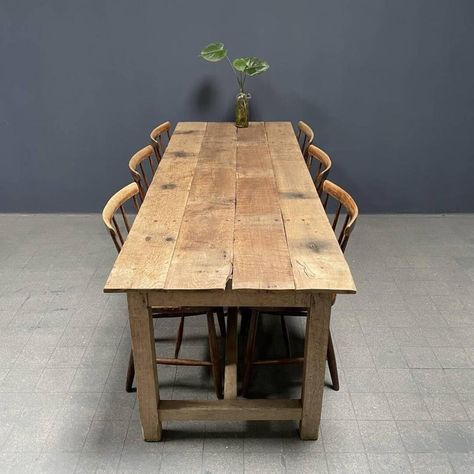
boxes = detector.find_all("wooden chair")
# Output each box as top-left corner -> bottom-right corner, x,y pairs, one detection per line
102,182 -> 225,398
296,120 -> 314,164
307,144 -> 332,195
150,121 -> 172,162
129,145 -> 158,202
129,122 -> 172,201
242,180 -> 358,395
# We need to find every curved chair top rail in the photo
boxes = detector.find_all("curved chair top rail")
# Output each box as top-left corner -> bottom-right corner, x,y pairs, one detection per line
321,180 -> 359,252
128,145 -> 157,201
150,121 -> 172,158
129,145 -> 155,179
297,120 -> 314,141
307,144 -> 332,194
150,121 -> 172,143
102,182 -> 140,252
297,120 -> 315,162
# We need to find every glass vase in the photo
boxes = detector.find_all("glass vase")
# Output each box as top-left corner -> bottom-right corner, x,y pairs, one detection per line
235,91 -> 250,128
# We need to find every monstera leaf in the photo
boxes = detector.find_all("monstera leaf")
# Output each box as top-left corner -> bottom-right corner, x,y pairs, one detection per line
232,58 -> 248,72
200,42 -> 228,62
233,57 -> 269,76
245,57 -> 270,76
199,43 -> 270,94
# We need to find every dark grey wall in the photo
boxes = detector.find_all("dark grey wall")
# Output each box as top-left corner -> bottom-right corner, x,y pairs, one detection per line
1,0 -> 474,212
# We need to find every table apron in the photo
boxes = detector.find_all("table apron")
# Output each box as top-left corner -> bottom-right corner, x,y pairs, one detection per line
142,290 -> 339,308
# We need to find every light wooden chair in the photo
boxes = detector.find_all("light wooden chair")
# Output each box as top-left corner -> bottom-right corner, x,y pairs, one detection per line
306,144 -> 332,195
242,180 -> 358,395
129,145 -> 158,202
102,182 -> 225,398
129,122 -> 172,201
150,121 -> 172,162
296,120 -> 315,164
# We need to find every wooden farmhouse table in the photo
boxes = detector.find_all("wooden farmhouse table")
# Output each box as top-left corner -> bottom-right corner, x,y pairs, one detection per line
104,122 -> 356,441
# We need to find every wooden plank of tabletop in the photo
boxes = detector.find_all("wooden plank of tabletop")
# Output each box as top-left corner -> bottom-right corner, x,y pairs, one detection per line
104,122 -> 206,292
164,123 -> 237,290
265,122 -> 356,293
232,123 -> 295,290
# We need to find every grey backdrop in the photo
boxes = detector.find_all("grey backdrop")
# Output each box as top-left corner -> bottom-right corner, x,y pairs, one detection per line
1,0 -> 474,213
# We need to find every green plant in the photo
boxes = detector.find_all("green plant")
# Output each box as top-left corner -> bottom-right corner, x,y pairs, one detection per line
199,42 -> 269,92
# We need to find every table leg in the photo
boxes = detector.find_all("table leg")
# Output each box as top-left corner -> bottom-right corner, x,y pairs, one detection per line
299,293 -> 332,440
127,292 -> 162,441
224,308 -> 238,399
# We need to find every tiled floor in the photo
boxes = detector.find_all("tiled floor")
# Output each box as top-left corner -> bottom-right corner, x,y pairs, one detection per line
0,214 -> 473,473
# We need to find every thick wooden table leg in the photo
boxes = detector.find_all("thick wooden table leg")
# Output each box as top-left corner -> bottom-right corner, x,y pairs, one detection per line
127,292 -> 162,441
224,307 -> 238,399
299,293 -> 332,440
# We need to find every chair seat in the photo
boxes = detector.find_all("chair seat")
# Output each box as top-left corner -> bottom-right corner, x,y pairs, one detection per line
251,294 -> 336,315
151,307 -> 214,317
251,307 -> 307,316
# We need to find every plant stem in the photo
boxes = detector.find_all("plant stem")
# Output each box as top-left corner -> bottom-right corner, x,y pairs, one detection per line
226,55 -> 243,91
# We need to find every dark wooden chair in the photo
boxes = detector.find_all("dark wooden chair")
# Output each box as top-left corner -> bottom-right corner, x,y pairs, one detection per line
102,182 -> 225,398
150,121 -> 172,163
242,180 -> 358,395
296,120 -> 315,164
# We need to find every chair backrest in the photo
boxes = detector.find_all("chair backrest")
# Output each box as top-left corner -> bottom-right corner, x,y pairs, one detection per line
150,121 -> 172,162
297,121 -> 314,163
102,183 -> 140,253
320,180 -> 358,253
129,145 -> 157,201
307,144 -> 332,195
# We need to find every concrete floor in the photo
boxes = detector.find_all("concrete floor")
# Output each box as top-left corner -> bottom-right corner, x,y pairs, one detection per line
0,214 -> 473,473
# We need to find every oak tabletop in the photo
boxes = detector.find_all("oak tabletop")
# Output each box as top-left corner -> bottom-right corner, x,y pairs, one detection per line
104,122 -> 356,294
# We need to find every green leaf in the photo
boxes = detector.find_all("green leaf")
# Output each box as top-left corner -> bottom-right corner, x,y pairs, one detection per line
232,57 -> 270,76
199,42 -> 227,62
243,57 -> 270,76
232,58 -> 247,72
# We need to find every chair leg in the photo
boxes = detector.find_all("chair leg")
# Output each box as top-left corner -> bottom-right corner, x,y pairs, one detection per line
242,310 -> 259,396
280,315 -> 292,358
239,308 -> 251,337
327,330 -> 339,391
174,316 -> 185,358
217,308 -> 226,337
207,312 -> 223,399
126,349 -> 136,393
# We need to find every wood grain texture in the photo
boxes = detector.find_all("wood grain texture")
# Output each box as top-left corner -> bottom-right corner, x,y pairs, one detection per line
232,123 -> 295,290
104,123 -> 206,291
265,122 -> 356,292
299,293 -> 332,440
146,290 -> 313,307
165,123 -> 236,290
159,399 -> 302,421
105,121 -> 355,295
127,292 -> 161,441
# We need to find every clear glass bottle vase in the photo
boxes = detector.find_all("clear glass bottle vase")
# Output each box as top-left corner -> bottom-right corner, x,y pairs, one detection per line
235,91 -> 251,128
